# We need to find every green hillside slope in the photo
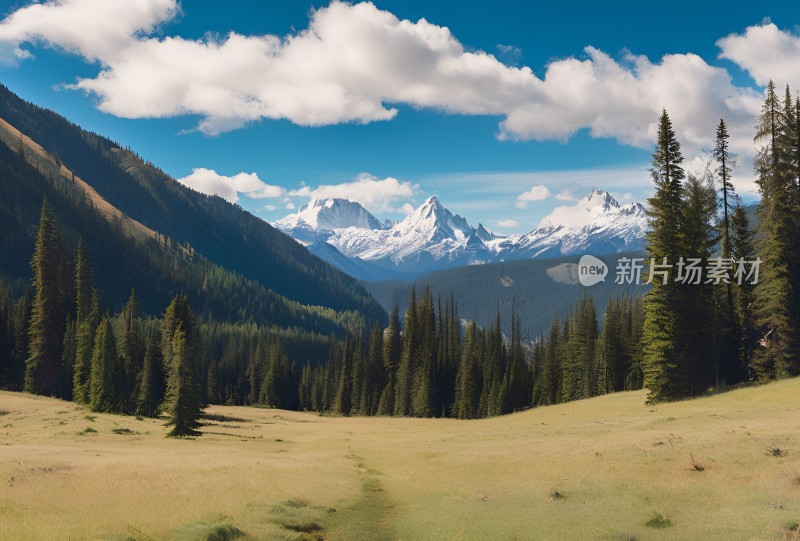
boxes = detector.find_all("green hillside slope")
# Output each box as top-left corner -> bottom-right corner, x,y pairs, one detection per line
0,83 -> 384,324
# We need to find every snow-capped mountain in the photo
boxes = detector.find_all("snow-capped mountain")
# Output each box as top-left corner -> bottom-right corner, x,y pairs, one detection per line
489,189 -> 647,259
273,198 -> 384,244
273,189 -> 647,280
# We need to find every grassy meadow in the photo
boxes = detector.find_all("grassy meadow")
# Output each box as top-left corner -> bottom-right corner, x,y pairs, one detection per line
1,379 -> 799,540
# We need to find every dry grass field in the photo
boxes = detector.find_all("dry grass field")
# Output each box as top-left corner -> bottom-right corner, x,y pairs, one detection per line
1,379 -> 799,540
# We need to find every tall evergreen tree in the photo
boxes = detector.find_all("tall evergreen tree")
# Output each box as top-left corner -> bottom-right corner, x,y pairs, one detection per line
73,290 -> 99,404
25,203 -> 69,397
412,288 -> 437,417
751,82 -> 800,379
641,110 -> 688,402
119,289 -> 142,409
394,288 -> 417,416
681,172 -> 718,389
377,305 -> 401,415
731,200 -> 756,379
161,294 -> 201,405
454,322 -> 480,419
60,316 -> 76,400
74,238 -> 93,325
713,119 -> 741,385
164,325 -> 203,437
89,314 -> 120,412
136,332 -> 162,418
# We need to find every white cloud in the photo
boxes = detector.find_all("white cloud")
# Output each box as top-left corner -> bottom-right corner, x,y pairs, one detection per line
515,185 -> 551,208
500,47 -> 761,157
718,22 -> 800,91
0,0 -> 178,62
555,189 -> 576,201
176,167 -> 283,203
290,173 -> 419,213
0,0 -> 764,153
264,204 -> 278,211
494,219 -> 519,228
284,202 -> 295,210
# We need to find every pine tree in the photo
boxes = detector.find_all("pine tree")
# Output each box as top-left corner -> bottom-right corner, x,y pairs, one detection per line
503,301 -> 531,413
731,200 -> 756,379
534,318 -> 561,405
641,109 -> 687,402
681,172 -> 718,389
454,322 -> 479,419
25,203 -> 68,396
136,333 -> 162,418
377,305 -> 401,415
73,290 -> 99,404
89,314 -> 119,412
394,288 -> 417,416
751,82 -> 800,379
712,120 -> 741,385
61,316 -> 76,400
412,288 -> 437,417
74,238 -> 93,325
350,334 -> 365,415
362,324 -> 385,415
161,294 -> 201,405
164,325 -> 203,437
333,335 -> 354,415
119,289 -> 142,410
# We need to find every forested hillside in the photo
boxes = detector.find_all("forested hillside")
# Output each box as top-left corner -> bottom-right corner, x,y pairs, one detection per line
364,254 -> 647,339
0,84 -> 384,323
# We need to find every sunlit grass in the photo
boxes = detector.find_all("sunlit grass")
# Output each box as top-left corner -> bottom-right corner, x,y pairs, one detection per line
1,378 -> 799,540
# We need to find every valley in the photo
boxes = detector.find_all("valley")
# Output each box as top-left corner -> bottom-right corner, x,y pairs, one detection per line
1,379 -> 798,540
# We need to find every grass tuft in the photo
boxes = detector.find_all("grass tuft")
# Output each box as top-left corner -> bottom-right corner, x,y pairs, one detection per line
548,489 -> 565,501
644,511 -> 672,529
84,415 -> 96,422
770,447 -> 788,458
78,427 -> 97,435
166,520 -> 245,541
111,428 -> 137,435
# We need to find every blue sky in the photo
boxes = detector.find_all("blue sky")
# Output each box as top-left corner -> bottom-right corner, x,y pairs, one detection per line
1,1 -> 799,233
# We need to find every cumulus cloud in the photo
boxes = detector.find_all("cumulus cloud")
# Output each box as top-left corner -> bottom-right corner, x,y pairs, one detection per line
718,22 -> 800,91
494,219 -> 519,228
0,0 -> 775,156
176,168 -> 284,203
0,0 -> 178,62
515,185 -> 551,208
290,173 -> 419,213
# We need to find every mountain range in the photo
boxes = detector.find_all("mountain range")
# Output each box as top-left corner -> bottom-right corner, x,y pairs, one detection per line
274,189 -> 648,280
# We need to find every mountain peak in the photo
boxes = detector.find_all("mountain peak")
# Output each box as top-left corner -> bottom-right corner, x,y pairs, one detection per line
537,190 -> 633,230
579,188 -> 620,210
276,197 -> 383,232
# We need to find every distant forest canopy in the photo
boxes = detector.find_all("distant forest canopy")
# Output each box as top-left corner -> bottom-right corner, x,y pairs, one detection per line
364,253 -> 647,340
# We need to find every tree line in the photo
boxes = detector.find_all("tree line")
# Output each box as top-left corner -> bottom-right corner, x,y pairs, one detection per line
1,203 -> 648,423
641,80 -> 799,402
